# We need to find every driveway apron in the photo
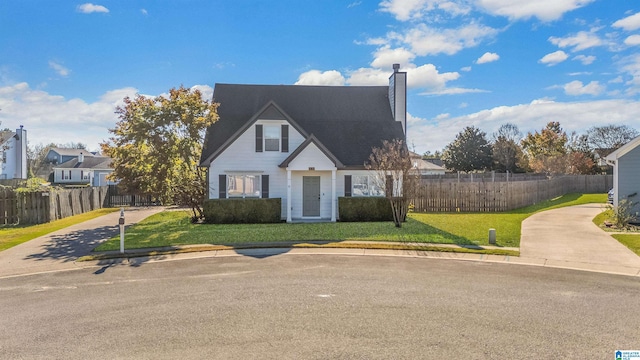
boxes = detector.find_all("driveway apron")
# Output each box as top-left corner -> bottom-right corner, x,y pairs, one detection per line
0,207 -> 164,277
520,204 -> 640,268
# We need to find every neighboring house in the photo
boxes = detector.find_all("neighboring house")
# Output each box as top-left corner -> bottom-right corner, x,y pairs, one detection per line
200,64 -> 408,222
53,152 -> 115,186
45,147 -> 100,165
606,135 -> 640,218
0,126 -> 27,180
410,152 -> 446,176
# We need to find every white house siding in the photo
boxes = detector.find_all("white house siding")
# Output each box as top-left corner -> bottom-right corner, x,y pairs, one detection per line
617,145 -> 640,215
286,143 -> 338,220
208,119 -> 306,218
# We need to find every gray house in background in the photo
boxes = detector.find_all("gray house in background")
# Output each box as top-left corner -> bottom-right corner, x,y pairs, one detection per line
45,147 -> 99,165
606,135 -> 640,219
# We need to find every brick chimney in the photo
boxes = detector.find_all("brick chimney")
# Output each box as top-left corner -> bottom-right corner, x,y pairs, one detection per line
389,64 -> 407,135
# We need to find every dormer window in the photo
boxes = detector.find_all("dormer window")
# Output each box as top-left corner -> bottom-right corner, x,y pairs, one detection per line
255,124 -> 289,153
264,125 -> 280,151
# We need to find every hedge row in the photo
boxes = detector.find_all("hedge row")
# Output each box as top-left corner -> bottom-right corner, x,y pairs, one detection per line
338,197 -> 393,222
203,198 -> 281,224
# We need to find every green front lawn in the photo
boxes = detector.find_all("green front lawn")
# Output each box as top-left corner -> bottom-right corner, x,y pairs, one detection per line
612,234 -> 640,256
95,193 -> 606,252
0,208 -> 120,252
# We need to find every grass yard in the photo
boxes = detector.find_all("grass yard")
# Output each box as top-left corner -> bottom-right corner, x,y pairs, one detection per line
612,234 -> 640,256
0,208 -> 120,252
95,193 -> 606,252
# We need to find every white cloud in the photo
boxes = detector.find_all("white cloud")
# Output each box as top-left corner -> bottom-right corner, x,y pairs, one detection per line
609,76 -> 623,84
475,0 -> 595,22
407,98 -> 640,153
612,12 -> 640,31
48,61 -> 71,77
624,35 -> 640,46
539,50 -> 569,66
0,82 -> 137,151
460,66 -> 472,72
345,68 -> 389,86
370,46 -> 416,68
295,70 -> 346,86
141,9 -> 148,15
476,52 -> 499,64
572,54 -> 595,65
379,0 -> 471,21
190,85 -> 214,101
548,30 -> 603,52
76,3 -> 109,14
563,80 -> 604,96
347,1 -> 362,8
420,87 -> 489,95
401,23 -> 499,56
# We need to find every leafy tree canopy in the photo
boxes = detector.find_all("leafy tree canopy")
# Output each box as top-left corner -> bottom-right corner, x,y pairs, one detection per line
442,126 -> 492,172
101,86 -> 219,219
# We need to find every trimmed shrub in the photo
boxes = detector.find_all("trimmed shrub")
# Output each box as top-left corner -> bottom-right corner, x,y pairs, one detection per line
203,198 -> 282,224
338,197 -> 393,222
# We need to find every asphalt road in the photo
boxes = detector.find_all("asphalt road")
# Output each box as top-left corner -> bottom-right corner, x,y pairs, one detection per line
1,255 -> 639,359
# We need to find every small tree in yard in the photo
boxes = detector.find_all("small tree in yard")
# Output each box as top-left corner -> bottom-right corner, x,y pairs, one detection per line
367,139 -> 419,228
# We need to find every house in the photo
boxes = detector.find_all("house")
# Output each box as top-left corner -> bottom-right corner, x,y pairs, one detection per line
53,152 -> 115,186
410,152 -> 446,176
45,147 -> 100,165
200,64 -> 407,222
0,126 -> 27,180
606,135 -> 640,218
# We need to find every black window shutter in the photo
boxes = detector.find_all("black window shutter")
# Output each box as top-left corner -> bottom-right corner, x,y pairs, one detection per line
385,175 -> 393,197
255,124 -> 263,152
219,174 -> 227,198
262,175 -> 269,198
281,125 -> 289,152
344,175 -> 352,197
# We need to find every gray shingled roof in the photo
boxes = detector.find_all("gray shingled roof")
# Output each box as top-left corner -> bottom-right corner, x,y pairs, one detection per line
200,83 -> 405,168
0,131 -> 16,145
49,147 -> 100,157
54,156 -> 112,169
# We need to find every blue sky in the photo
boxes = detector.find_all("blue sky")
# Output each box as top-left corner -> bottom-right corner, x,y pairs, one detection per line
1,0 -> 639,154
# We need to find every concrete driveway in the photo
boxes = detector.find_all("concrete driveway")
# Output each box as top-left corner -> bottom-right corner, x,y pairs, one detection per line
0,207 -> 164,277
520,203 -> 640,271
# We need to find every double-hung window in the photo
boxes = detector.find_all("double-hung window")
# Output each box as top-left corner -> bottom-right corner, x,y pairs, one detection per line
352,175 -> 384,197
227,174 -> 261,198
264,126 -> 280,151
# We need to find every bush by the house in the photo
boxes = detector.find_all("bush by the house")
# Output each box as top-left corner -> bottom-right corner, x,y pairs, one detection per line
338,197 -> 393,222
203,198 -> 281,224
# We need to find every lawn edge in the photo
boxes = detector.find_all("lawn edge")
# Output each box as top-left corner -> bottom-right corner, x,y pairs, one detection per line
78,241 -> 519,262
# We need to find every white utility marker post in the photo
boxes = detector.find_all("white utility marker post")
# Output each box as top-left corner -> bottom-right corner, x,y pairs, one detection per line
119,208 -> 125,254
488,228 -> 496,245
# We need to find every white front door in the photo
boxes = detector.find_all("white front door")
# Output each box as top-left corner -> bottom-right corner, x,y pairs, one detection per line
302,176 -> 321,217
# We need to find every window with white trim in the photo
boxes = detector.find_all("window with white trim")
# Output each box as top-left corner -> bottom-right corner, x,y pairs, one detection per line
264,125 -> 280,151
227,174 -> 261,198
352,175 -> 384,197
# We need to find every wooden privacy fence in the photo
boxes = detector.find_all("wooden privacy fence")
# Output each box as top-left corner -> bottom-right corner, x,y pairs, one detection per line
0,186 -> 109,225
412,174 -> 613,213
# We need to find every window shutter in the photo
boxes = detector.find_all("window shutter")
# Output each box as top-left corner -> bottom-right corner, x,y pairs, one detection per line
262,175 -> 269,198
344,175 -> 352,197
281,125 -> 289,152
219,175 -> 227,198
255,125 -> 263,152
385,175 -> 393,197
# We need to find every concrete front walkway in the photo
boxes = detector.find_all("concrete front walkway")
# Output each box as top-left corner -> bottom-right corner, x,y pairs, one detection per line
520,203 -> 640,272
0,207 -> 164,278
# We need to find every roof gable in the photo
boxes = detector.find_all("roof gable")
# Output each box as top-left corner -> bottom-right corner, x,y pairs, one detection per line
200,84 -> 405,167
605,135 -> 640,161
279,134 -> 343,169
